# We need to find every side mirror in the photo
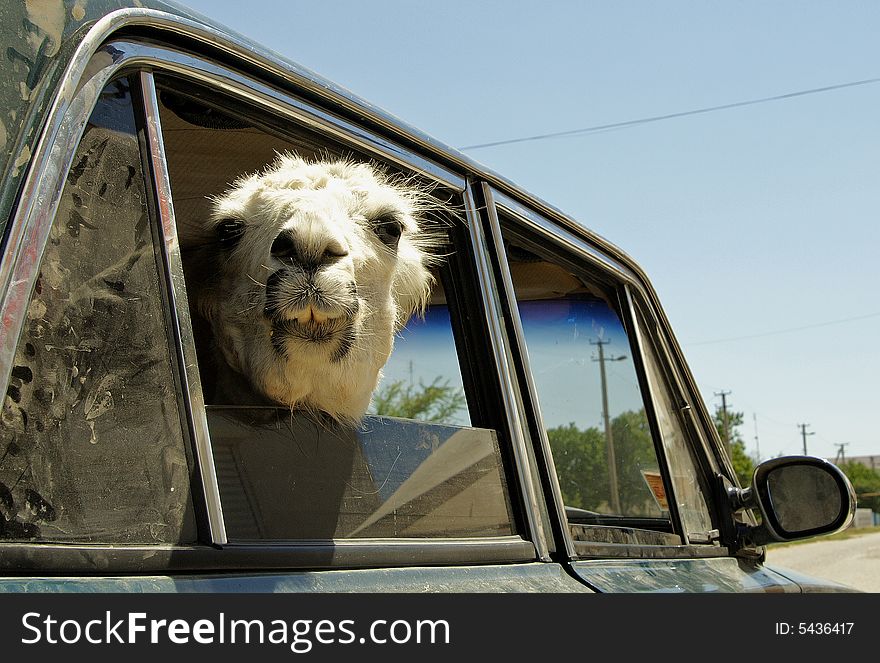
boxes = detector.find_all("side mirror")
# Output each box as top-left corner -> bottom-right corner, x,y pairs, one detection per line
725,456 -> 856,547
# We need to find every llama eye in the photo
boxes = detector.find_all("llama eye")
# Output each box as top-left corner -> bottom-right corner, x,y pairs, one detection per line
216,218 -> 245,249
371,215 -> 403,249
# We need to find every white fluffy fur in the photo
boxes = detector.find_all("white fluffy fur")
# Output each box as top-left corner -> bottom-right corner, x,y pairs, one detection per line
193,154 -> 439,422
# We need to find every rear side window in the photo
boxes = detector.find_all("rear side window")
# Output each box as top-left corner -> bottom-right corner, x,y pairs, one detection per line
0,78 -> 197,543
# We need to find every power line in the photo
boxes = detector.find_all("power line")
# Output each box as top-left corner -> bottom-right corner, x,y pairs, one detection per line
460,77 -> 880,151
685,311 -> 880,347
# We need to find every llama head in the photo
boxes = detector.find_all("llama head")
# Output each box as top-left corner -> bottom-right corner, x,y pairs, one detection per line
194,154 -> 442,421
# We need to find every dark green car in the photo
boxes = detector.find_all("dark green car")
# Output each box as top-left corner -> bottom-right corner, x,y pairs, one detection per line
0,0 -> 857,593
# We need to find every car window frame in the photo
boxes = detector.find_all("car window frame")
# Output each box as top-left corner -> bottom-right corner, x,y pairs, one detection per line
0,37 -> 543,571
143,57 -> 537,554
480,184 -> 730,560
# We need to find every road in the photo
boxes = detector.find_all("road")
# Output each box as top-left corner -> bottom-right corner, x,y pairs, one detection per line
765,530 -> 880,592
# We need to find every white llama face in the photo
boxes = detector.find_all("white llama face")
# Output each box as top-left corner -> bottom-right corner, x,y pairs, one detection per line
194,155 -> 439,421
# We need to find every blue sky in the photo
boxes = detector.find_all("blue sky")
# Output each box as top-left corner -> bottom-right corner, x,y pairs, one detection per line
179,0 -> 880,461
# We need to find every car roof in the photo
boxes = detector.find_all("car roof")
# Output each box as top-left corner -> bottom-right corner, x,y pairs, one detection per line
0,1 -> 619,261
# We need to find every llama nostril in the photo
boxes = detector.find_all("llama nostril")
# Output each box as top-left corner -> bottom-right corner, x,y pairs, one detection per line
322,245 -> 349,263
270,230 -> 298,259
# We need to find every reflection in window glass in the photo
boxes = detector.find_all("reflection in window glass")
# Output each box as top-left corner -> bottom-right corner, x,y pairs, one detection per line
0,79 -> 196,543
371,303 -> 470,427
208,408 -> 513,539
505,240 -> 667,522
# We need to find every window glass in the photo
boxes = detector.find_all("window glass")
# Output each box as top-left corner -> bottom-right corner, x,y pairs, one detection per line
635,305 -> 716,540
0,78 -> 196,543
371,292 -> 470,427
155,78 -> 511,541
501,233 -> 673,534
209,408 -> 513,539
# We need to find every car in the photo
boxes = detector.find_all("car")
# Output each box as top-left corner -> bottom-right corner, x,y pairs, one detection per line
0,0 -> 857,593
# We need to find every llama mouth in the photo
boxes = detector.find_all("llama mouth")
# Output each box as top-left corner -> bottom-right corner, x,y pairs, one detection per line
269,316 -> 356,362
273,317 -> 344,343
263,270 -> 358,324
263,268 -> 360,360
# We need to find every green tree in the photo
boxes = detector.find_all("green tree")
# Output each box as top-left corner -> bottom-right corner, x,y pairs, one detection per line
372,377 -> 467,424
838,461 -> 880,512
546,422 -> 606,508
713,407 -> 756,487
547,409 -> 658,515
610,409 -> 658,514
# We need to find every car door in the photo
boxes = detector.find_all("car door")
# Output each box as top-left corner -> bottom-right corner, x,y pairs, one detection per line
0,26 -> 590,592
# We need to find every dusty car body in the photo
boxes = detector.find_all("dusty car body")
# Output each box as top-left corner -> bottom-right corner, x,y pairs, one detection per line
0,0 -> 856,592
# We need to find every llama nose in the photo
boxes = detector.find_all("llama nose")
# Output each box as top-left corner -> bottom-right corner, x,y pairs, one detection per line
270,229 -> 298,260
270,229 -> 348,267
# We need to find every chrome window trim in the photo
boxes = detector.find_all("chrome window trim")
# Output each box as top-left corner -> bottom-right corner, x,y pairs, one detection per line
481,184 -> 576,559
140,71 -> 227,545
464,182 -> 551,561
621,283 -> 689,544
226,535 -> 532,549
490,188 -> 638,285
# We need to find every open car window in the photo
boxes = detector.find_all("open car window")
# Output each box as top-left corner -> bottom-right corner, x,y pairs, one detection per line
153,76 -> 518,543
0,61 -> 525,554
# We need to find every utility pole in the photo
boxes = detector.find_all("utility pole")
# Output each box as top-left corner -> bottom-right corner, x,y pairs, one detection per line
798,423 -> 814,455
834,443 -> 849,465
753,413 -> 761,463
714,390 -> 733,457
591,338 -> 626,514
